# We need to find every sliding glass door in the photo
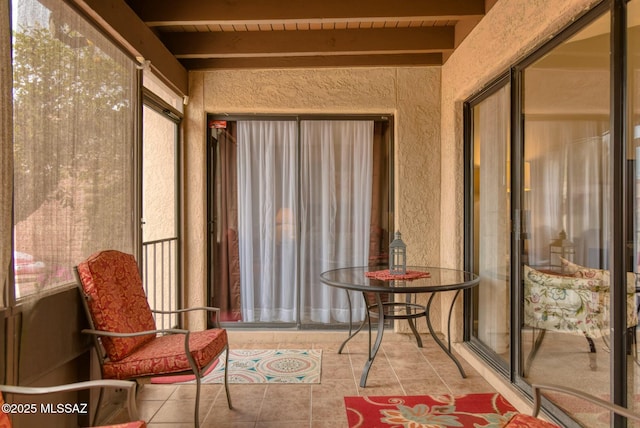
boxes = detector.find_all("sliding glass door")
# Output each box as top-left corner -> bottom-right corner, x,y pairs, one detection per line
208,116 -> 391,327
141,101 -> 180,330
519,12 -> 613,425
467,2 -> 640,425
469,80 -> 511,366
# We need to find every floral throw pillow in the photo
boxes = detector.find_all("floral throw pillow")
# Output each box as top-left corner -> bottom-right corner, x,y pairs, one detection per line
560,257 -> 638,292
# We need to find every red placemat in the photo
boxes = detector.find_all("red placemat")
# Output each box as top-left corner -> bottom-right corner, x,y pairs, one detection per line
365,269 -> 430,281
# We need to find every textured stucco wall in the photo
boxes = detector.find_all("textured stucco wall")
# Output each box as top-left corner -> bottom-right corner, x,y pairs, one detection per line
182,0 -> 602,333
183,67 -> 441,330
440,0 -> 601,341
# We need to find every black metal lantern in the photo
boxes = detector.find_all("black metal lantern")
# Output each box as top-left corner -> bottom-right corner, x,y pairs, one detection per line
389,230 -> 407,275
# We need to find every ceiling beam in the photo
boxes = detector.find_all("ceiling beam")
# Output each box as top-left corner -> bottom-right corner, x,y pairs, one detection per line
126,0 -> 485,26
181,53 -> 444,70
162,27 -> 454,58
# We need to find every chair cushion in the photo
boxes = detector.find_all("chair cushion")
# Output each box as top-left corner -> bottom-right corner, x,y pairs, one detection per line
77,250 -> 156,362
523,265 -> 604,338
102,329 -> 228,380
524,265 -> 601,291
504,413 -> 560,427
557,259 -> 639,328
524,264 -> 638,338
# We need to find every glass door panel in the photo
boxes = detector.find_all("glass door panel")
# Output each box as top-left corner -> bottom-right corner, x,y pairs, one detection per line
628,0 -> 640,417
142,105 -> 179,330
299,120 -> 375,325
521,11 -> 611,426
236,120 -> 299,323
471,84 -> 511,364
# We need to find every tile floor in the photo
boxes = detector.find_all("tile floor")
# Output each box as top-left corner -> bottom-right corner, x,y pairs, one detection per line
131,330 -> 500,427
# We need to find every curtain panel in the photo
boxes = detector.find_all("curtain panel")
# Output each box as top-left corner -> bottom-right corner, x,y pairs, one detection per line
237,121 -> 299,322
212,122 -> 242,321
213,118 -> 381,325
299,120 -> 373,323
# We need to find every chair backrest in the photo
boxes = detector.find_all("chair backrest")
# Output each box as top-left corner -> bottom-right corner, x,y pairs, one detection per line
77,250 -> 156,362
1,380 -> 146,428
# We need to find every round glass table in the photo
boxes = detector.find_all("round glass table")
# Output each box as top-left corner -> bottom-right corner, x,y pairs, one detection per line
320,265 -> 479,387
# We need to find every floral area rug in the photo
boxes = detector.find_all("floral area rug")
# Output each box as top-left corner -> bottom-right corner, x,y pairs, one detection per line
344,393 -> 521,427
153,349 -> 322,384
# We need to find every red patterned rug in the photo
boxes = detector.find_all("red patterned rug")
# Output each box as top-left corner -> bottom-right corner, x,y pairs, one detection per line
344,393 -> 520,427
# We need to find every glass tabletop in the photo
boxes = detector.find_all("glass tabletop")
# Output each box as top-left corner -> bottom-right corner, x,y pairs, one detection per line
319,265 -> 479,293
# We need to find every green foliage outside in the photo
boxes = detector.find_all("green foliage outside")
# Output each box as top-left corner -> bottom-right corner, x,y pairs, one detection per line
12,19 -> 134,270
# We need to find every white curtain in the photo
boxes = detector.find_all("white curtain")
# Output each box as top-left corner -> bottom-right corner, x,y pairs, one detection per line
236,119 -> 373,324
300,120 -> 373,323
237,121 -> 298,322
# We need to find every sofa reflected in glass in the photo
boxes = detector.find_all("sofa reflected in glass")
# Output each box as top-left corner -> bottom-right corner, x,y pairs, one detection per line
523,259 -> 638,374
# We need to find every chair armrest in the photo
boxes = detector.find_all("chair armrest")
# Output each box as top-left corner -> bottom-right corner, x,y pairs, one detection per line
532,383 -> 640,422
0,380 -> 140,422
150,306 -> 220,314
150,306 -> 223,326
82,328 -> 188,337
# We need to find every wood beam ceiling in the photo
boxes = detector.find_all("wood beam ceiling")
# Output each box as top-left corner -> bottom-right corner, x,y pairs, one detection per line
126,0 -> 485,26
124,0 -> 486,70
162,27 -> 454,58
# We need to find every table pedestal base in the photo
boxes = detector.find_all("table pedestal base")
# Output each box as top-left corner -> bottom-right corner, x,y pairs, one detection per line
339,289 -> 467,387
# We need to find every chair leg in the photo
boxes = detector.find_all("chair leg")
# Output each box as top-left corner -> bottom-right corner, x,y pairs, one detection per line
585,335 -> 597,371
224,346 -> 232,409
524,328 -> 546,377
92,384 -> 105,426
194,374 -> 201,428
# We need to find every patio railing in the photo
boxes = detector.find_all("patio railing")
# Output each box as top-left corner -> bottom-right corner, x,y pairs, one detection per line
142,237 -> 179,330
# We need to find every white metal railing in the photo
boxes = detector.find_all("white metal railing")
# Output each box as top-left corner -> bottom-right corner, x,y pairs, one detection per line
142,238 -> 178,330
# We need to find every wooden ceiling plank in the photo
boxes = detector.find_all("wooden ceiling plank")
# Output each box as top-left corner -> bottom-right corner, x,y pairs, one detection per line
125,0 -> 485,26
162,26 -> 454,57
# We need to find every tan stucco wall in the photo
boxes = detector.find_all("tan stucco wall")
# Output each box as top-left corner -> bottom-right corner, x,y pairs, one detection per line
440,0 -> 601,341
182,0 -> 603,333
183,67 -> 442,329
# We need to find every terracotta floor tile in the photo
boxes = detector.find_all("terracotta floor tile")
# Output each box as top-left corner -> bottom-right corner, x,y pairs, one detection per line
134,331 -> 500,427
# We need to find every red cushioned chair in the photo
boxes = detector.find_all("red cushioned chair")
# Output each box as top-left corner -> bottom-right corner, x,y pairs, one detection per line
75,250 -> 232,428
0,380 -> 145,427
